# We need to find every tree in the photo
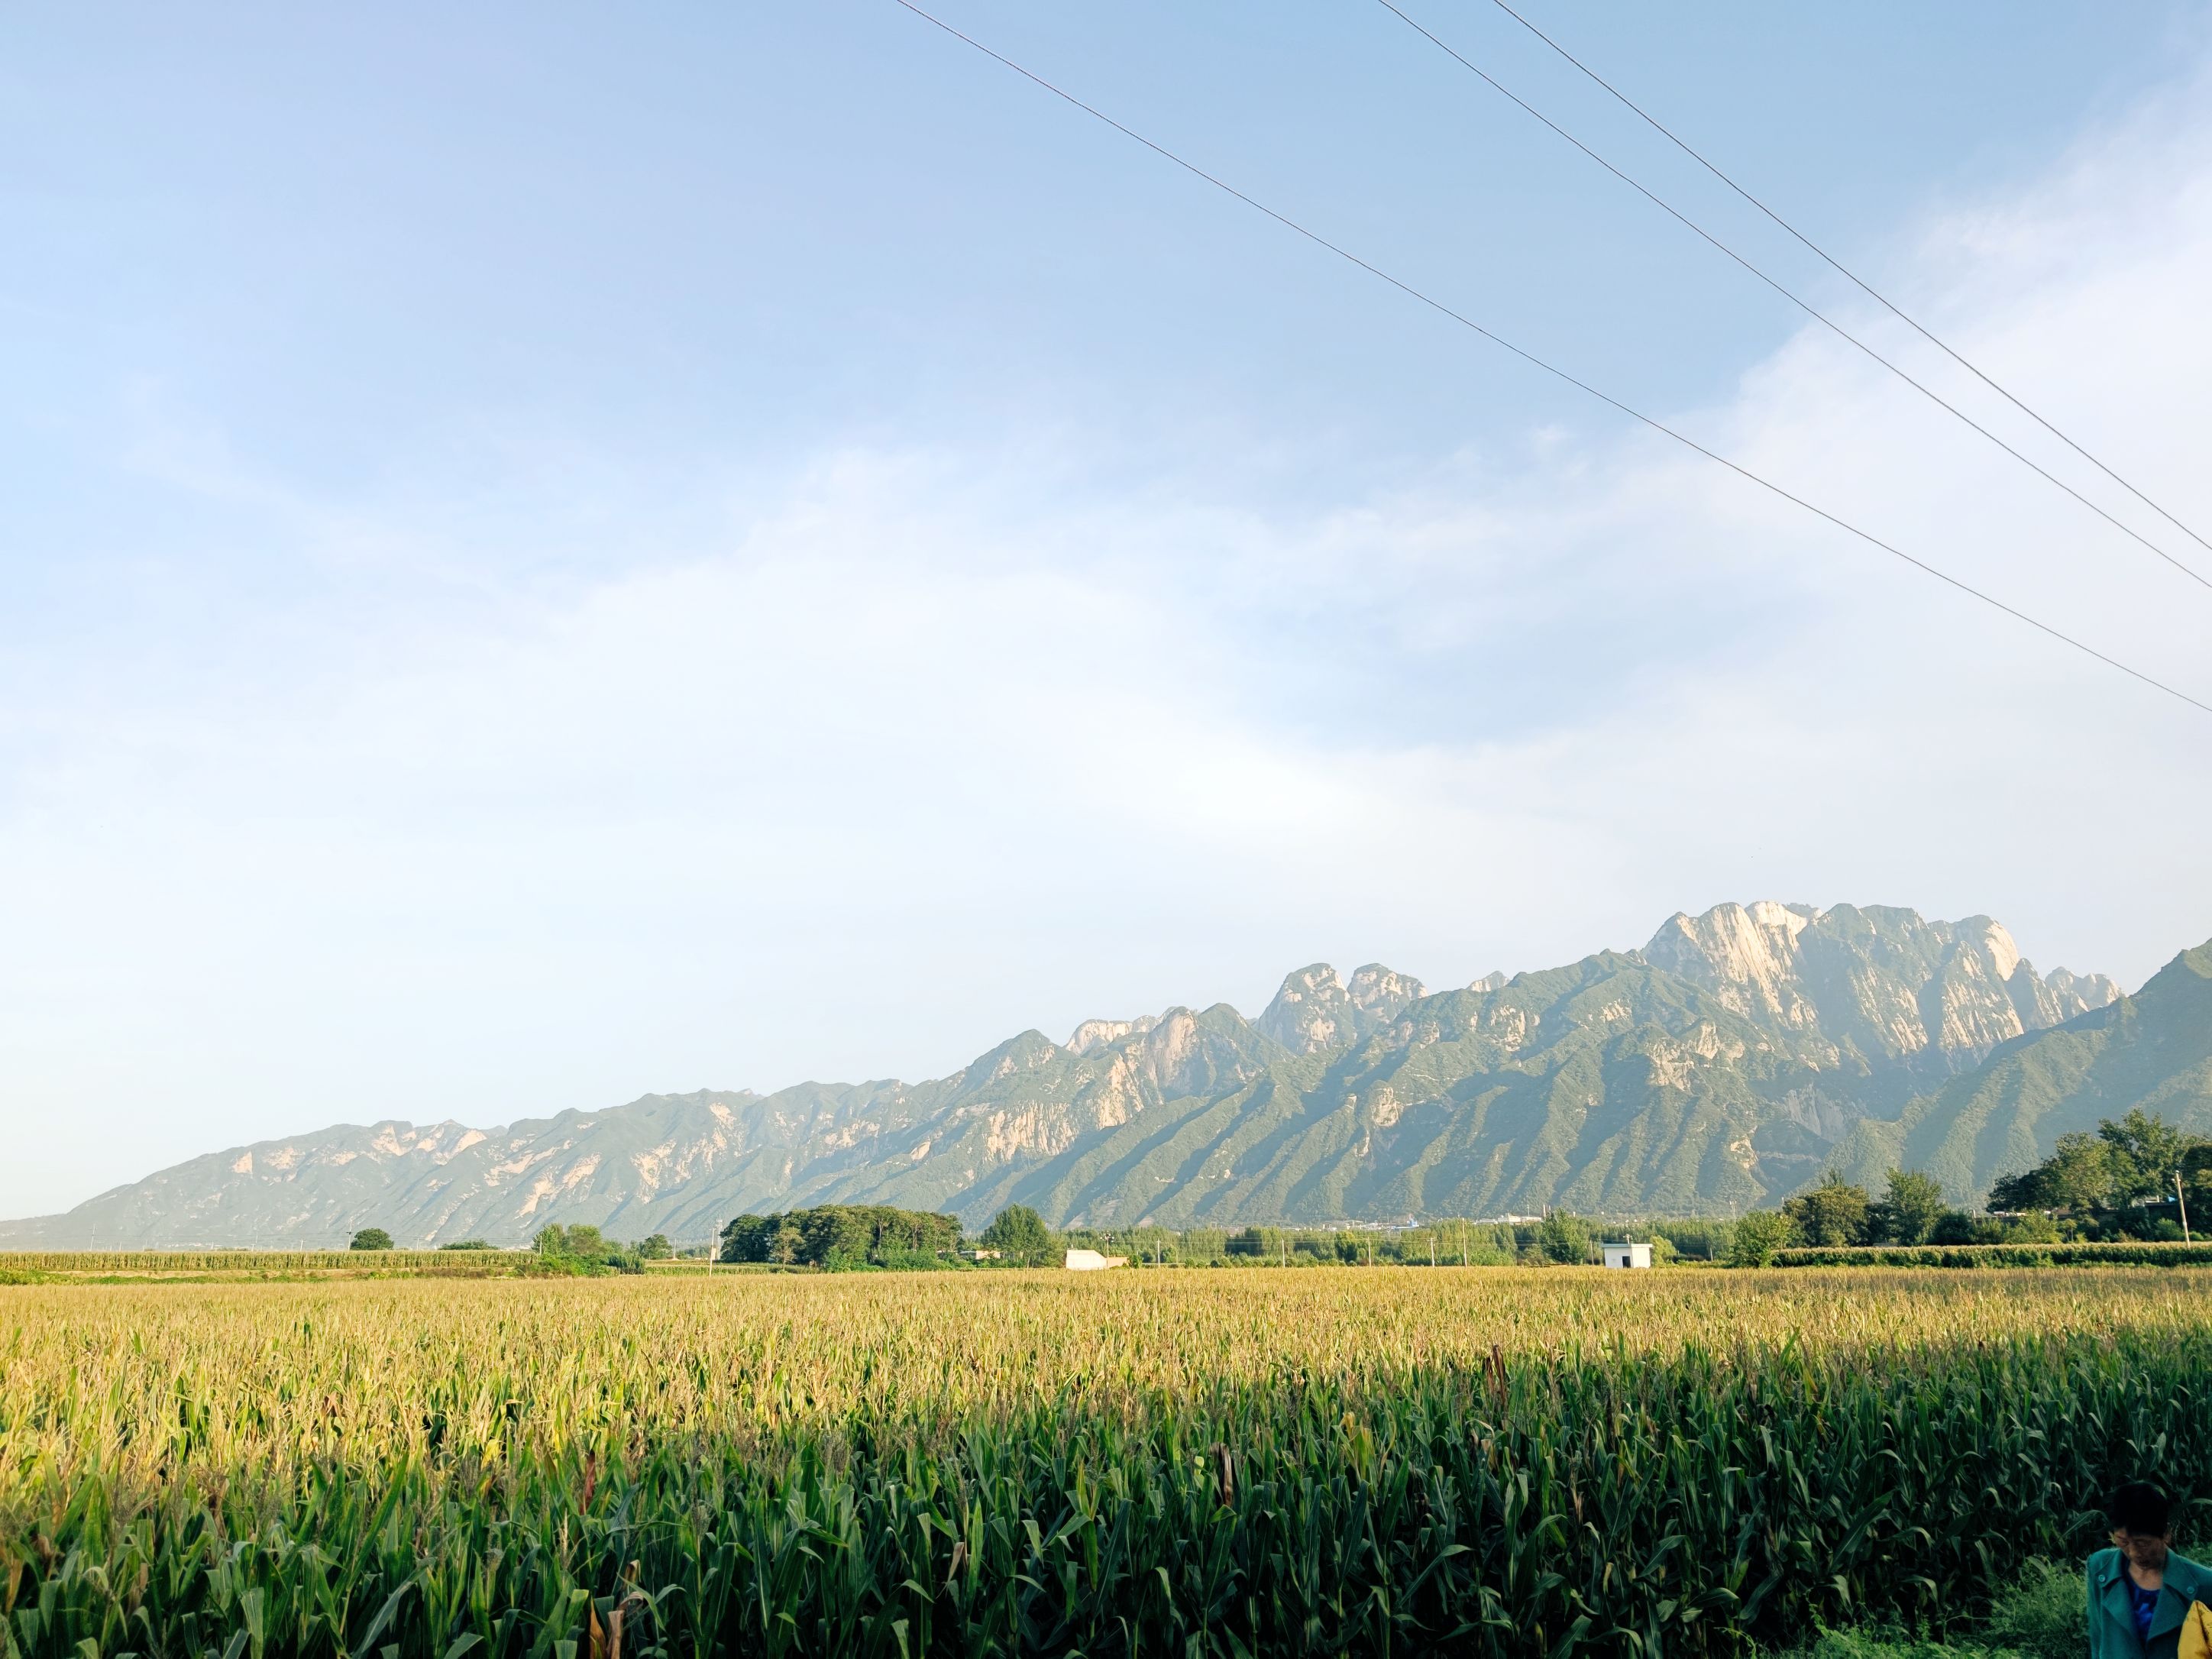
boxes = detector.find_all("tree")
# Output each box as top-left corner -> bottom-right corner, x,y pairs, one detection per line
719,1215 -> 772,1263
1534,1211 -> 1594,1266
636,1234 -> 672,1260
1990,1132 -> 2117,1217
1727,1211 -> 1793,1267
722,1206 -> 964,1267
798,1208 -> 872,1264
349,1227 -> 394,1252
2100,1110 -> 2203,1207
1783,1175 -> 1870,1247
533,1223 -> 611,1260
1868,1169 -> 1947,1245
979,1205 -> 1056,1266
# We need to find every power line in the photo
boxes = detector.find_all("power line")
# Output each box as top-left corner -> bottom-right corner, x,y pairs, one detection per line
1371,0 -> 2212,594
1483,0 -> 2212,571
888,0 -> 2212,720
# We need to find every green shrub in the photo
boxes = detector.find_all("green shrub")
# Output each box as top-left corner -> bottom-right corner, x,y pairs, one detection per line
1765,1558 -> 2079,1657
1798,1633 -> 1997,1659
872,1247 -> 968,1271
1980,1560 -> 2086,1659
1730,1210 -> 1794,1266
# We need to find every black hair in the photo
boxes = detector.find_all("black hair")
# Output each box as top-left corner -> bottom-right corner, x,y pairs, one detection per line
2110,1483 -> 2173,1537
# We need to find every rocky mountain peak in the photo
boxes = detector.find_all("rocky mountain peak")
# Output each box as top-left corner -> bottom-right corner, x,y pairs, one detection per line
1644,902 -> 1823,1027
1644,901 -> 2119,1073
2042,966 -> 2123,1016
1346,964 -> 1426,1017
1259,962 -> 1423,1054
1066,1014 -> 1158,1056
1258,964 -> 1350,1054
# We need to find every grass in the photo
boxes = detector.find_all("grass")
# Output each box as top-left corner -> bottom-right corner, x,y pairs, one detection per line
1,1268 -> 2194,1657
1774,1558 -> 2084,1657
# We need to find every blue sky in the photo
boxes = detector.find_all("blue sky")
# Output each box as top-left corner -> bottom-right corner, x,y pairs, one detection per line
8,2 -> 2212,1218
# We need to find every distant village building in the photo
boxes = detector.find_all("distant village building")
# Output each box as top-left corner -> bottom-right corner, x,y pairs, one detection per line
1064,1248 -> 1127,1271
1600,1241 -> 1653,1269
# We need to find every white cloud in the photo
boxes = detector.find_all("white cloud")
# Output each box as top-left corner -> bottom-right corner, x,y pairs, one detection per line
8,62 -> 2212,1218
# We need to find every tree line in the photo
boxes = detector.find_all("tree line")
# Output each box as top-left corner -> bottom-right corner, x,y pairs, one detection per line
1725,1109 -> 2209,1265
344,1224 -> 674,1273
720,1205 -> 971,1269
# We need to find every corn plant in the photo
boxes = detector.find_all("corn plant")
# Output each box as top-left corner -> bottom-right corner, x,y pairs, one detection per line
3,1268 -> 2206,1657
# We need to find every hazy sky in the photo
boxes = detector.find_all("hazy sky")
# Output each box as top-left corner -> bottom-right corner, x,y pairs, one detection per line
8,2 -> 2212,1219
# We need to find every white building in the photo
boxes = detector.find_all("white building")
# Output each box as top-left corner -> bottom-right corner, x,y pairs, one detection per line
1600,1241 -> 1653,1269
1063,1248 -> 1127,1271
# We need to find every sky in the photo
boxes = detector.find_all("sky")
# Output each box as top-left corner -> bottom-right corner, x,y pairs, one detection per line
7,2 -> 2212,1219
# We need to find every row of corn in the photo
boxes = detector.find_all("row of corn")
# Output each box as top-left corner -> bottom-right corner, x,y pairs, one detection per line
4,1268 -> 2207,1657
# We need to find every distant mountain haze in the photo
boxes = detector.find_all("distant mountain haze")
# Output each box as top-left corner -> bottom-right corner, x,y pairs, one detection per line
1826,939 -> 2212,1201
6,901 -> 2173,1249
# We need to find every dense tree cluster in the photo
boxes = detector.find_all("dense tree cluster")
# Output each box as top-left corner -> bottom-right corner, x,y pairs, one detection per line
978,1204 -> 1056,1266
1750,1169 -> 2061,1255
720,1205 -> 965,1268
1534,1211 -> 1596,1265
1987,1109 -> 2211,1231
532,1223 -> 645,1275
1722,1111 -> 2209,1263
1077,1218 -> 1693,1269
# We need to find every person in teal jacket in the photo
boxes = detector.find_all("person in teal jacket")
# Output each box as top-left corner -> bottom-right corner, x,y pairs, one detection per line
2090,1483 -> 2212,1659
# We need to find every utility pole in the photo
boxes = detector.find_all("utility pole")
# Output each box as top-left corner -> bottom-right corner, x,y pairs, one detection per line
2178,1170 -> 2193,1244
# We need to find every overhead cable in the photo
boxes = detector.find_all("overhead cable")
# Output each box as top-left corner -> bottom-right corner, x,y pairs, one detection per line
1482,0 -> 2212,573
1372,0 -> 2212,593
888,0 -> 2212,718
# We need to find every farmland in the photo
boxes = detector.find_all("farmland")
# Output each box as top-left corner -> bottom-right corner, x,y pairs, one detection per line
0,1252 -> 538,1286
5,1269 -> 2207,1657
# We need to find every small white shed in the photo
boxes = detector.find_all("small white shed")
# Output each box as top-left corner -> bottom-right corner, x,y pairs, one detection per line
1600,1241 -> 1653,1269
1063,1248 -> 1127,1271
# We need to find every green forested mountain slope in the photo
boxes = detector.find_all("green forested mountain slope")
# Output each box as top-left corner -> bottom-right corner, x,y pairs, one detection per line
1827,940 -> 2212,1203
0,904 -> 2135,1246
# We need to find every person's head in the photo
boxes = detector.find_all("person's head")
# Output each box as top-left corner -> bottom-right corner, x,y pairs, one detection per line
2110,1483 -> 2174,1569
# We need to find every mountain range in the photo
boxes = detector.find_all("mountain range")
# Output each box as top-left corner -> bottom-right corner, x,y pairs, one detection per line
9,901 -> 2207,1250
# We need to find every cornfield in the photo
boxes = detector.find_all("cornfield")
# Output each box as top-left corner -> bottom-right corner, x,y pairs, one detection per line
4,1268 -> 2206,1657
0,1253 -> 530,1283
